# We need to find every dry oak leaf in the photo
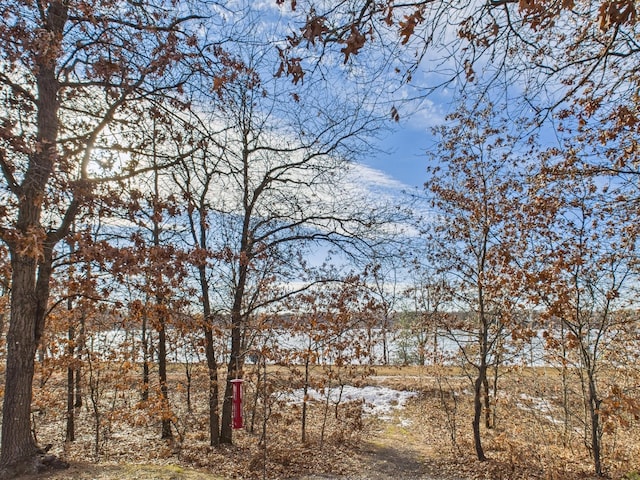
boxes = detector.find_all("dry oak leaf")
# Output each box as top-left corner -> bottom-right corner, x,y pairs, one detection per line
341,26 -> 366,63
399,7 -> 425,45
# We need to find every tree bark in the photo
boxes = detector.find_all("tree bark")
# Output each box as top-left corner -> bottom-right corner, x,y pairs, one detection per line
587,367 -> 603,475
302,353 -> 310,443
1,257 -> 41,465
66,322 -> 75,443
220,315 -> 243,443
158,320 -> 172,440
472,365 -> 487,462
141,312 -> 150,401
74,311 -> 85,409
204,323 -> 220,446
220,231 -> 249,444
483,375 -> 491,429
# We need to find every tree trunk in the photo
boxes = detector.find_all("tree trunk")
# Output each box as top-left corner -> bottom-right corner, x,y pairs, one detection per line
220,317 -> 243,444
1,48 -> 68,465
472,366 -> 487,462
1,261 -> 40,465
196,255 -> 220,446
491,363 -> 499,428
158,321 -> 172,440
141,313 -> 150,401
184,361 -> 192,414
66,322 -> 75,443
74,310 -> 85,409
153,291 -> 172,439
66,364 -> 74,443
1,248 -> 67,475
220,253 -> 248,444
483,375 -> 491,429
301,353 -> 310,443
587,369 -> 603,475
204,323 -> 220,446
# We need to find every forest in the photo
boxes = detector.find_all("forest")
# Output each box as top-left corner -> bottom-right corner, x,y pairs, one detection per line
1,1 -> 640,479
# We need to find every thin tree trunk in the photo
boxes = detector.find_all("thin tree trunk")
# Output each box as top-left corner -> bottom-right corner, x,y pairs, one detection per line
560,323 -> 570,443
158,321 -> 172,440
220,250 -> 248,444
204,323 -> 220,446
261,356 -> 268,480
184,361 -> 192,414
491,363 -> 499,428
587,368 -> 603,475
483,374 -> 491,429
141,313 -> 150,402
66,322 -> 75,443
220,317 -> 243,443
473,310 -> 488,461
65,240 -> 75,443
74,310 -> 85,408
472,366 -> 487,462
320,381 -> 331,450
302,353 -> 310,443
382,317 -> 389,365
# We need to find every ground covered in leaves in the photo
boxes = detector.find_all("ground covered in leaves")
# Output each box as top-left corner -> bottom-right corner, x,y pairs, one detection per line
15,366 -> 640,480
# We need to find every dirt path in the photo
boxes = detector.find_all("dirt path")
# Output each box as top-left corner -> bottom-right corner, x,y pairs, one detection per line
351,441 -> 431,479
295,441 -> 435,480
295,412 -> 456,480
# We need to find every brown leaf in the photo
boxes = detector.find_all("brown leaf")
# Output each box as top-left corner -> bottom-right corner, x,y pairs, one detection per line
301,15 -> 328,45
340,26 -> 366,63
391,106 -> 400,122
399,7 -> 425,45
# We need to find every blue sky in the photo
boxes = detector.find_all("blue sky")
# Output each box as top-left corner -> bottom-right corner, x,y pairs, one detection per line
362,90 -> 454,194
367,124 -> 431,190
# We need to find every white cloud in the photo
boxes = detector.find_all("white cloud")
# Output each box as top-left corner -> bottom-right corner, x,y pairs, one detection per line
348,162 -> 408,192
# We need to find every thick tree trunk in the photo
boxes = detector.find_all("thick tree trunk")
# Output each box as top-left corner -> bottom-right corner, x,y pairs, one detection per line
1,251 -> 69,476
1,258 -> 40,465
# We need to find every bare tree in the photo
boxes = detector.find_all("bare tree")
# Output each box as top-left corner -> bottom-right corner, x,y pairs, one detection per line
171,119 -> 226,446
187,32 -> 399,443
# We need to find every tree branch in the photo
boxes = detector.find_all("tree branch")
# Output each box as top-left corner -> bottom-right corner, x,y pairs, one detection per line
0,150 -> 21,196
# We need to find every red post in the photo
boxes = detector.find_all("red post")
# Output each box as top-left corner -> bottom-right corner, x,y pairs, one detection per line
231,379 -> 244,429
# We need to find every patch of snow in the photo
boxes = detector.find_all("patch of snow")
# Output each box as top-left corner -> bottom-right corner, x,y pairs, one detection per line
516,393 -> 563,425
286,385 -> 418,416
399,418 -> 413,427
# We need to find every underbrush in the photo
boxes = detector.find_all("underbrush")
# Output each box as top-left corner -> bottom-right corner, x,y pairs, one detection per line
13,365 -> 640,479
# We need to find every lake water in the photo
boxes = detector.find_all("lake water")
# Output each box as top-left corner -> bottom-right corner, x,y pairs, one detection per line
63,326 -> 552,367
